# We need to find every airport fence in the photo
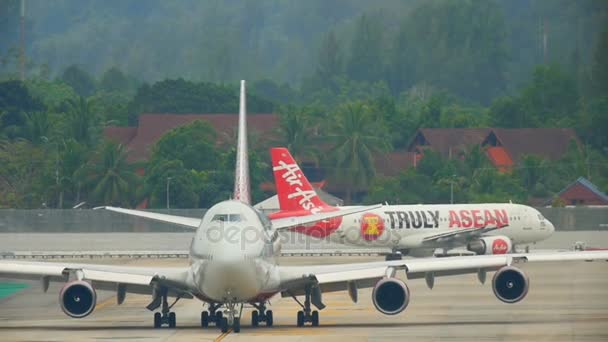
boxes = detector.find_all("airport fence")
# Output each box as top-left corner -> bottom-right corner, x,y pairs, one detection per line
0,207 -> 606,233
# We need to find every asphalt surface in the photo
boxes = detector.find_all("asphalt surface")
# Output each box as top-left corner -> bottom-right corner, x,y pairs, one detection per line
1,256 -> 608,341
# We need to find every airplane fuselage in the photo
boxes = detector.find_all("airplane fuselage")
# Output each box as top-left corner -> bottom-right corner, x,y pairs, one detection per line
272,203 -> 554,252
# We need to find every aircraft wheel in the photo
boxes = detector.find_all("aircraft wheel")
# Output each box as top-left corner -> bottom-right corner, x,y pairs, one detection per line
311,310 -> 319,326
251,310 -> 259,327
266,310 -> 273,326
233,317 -> 241,333
153,312 -> 161,328
201,311 -> 209,328
296,310 -> 304,327
168,312 -> 176,328
220,317 -> 229,333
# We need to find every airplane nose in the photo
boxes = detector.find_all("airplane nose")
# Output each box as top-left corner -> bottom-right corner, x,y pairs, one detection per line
546,219 -> 555,236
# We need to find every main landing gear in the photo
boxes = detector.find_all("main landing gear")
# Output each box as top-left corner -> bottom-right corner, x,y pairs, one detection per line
292,285 -> 319,327
251,302 -> 273,327
200,303 -> 224,328
152,288 -> 178,328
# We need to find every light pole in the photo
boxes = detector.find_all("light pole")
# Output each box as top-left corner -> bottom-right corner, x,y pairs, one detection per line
166,177 -> 172,209
450,174 -> 456,204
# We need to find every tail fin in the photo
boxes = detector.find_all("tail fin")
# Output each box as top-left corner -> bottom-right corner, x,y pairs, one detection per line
271,147 -> 331,213
233,80 -> 250,204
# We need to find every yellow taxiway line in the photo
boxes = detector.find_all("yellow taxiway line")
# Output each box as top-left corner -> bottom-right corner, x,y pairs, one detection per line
214,329 -> 232,341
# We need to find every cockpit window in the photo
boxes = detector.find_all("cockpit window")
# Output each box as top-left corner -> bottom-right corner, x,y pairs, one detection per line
211,214 -> 244,222
537,213 -> 544,220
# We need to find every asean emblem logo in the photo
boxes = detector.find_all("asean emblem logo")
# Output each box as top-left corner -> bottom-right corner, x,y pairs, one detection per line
361,213 -> 384,241
492,239 -> 509,254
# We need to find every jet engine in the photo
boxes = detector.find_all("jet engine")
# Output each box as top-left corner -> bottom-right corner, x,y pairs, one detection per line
372,277 -> 410,315
59,280 -> 97,318
467,236 -> 512,255
492,266 -> 529,303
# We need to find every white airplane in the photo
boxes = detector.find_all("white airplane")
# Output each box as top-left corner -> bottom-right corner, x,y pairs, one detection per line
1,81 -> 607,334
269,147 -> 555,259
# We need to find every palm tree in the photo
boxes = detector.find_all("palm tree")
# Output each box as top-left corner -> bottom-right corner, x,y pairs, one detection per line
325,102 -> 389,203
77,142 -> 140,206
64,96 -> 99,146
22,111 -> 50,144
276,106 -> 319,164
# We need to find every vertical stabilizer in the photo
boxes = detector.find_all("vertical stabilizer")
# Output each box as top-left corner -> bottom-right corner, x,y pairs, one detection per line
233,80 -> 251,204
271,147 -> 331,213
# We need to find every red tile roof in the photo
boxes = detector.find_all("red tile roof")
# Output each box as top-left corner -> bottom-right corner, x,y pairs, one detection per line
491,128 -> 580,162
103,127 -> 137,146
105,114 -> 278,162
486,146 -> 513,172
408,128 -> 492,158
374,151 -> 418,177
409,128 -> 581,167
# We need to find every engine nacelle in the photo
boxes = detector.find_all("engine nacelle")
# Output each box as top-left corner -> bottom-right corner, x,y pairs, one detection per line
372,277 -> 410,315
467,236 -> 512,255
59,280 -> 97,318
492,266 -> 529,303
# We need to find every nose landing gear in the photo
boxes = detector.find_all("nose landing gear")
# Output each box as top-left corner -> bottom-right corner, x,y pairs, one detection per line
218,301 -> 243,333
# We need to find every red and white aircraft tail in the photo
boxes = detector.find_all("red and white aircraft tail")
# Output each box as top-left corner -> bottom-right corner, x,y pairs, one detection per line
271,147 -> 333,213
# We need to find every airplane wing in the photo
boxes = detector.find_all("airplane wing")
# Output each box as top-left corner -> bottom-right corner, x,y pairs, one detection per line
277,251 -> 608,299
0,260 -> 193,299
271,204 -> 382,231
97,206 -> 202,229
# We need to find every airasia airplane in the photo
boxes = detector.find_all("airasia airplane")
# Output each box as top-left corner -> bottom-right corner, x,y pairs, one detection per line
1,81 -> 605,334
269,148 -> 555,260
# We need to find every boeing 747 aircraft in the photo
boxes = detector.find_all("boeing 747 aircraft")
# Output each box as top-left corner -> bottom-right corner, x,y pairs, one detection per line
269,148 -> 555,259
1,81 -> 607,334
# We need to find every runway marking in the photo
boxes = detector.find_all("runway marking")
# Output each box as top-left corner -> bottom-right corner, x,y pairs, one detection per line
214,329 -> 232,341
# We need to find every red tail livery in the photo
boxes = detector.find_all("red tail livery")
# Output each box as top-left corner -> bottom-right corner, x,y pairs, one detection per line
270,148 -> 340,237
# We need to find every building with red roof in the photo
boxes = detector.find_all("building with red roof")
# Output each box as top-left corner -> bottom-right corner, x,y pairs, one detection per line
408,128 -> 581,171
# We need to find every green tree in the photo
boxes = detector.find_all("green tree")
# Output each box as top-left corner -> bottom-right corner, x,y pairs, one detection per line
325,102 -> 389,203
0,139 -> 51,208
347,14 -> 385,83
276,105 -> 319,163
63,96 -> 99,146
99,67 -> 132,93
77,142 -> 140,206
314,30 -> 344,88
516,155 -> 549,197
591,24 -> 608,96
489,96 -> 527,128
150,120 -> 219,171
519,65 -> 579,126
60,65 -> 96,97
143,159 -> 199,208
22,111 -> 50,144
127,79 -> 274,125
25,79 -> 77,111
0,80 -> 44,138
